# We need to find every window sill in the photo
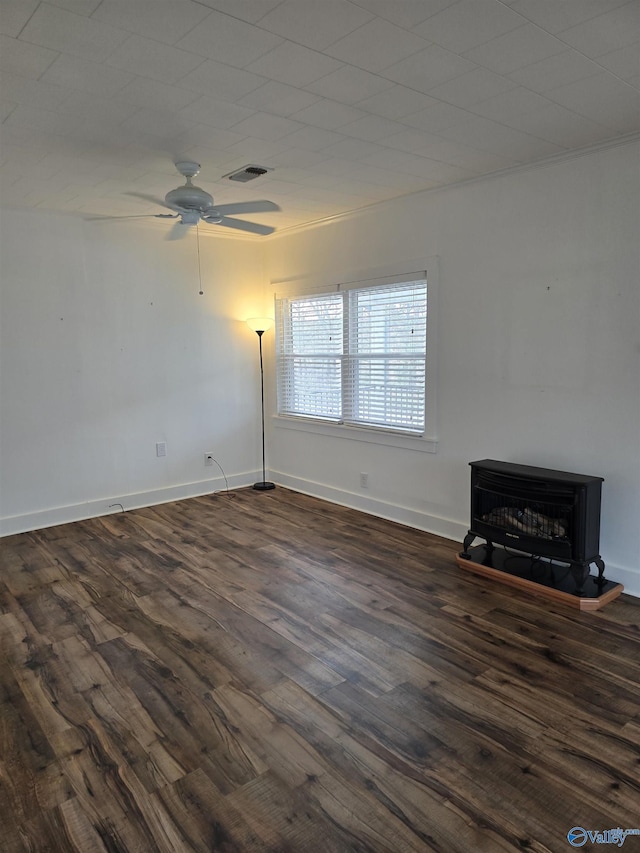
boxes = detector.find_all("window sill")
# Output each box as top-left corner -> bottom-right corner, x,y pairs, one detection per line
272,415 -> 438,453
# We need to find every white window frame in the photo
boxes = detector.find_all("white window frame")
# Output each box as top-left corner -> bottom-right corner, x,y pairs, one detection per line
272,259 -> 438,454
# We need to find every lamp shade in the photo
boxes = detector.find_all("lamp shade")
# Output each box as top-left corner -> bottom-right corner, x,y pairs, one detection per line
246,317 -> 273,333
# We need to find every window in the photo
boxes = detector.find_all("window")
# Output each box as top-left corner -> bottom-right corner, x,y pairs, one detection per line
276,275 -> 427,435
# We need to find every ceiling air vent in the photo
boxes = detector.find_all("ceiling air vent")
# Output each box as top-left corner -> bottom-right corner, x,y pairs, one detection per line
224,165 -> 272,183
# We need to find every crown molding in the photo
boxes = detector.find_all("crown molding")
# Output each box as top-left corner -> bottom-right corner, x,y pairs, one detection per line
268,130 -> 640,240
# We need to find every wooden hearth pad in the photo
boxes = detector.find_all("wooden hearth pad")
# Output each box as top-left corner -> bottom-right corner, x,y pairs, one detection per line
456,545 -> 624,611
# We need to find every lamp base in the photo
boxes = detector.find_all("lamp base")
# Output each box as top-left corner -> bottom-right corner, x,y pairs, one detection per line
253,481 -> 276,491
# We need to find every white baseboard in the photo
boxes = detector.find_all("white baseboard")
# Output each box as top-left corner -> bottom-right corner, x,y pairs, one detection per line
272,471 -> 640,600
605,564 -> 640,599
272,471 -> 468,543
0,472 -> 258,537
4,470 -> 637,601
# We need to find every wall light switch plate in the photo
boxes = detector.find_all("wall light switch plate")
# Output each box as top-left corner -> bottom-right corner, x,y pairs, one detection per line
156,441 -> 167,457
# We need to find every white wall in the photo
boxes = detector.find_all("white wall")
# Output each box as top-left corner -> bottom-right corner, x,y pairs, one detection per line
264,140 -> 640,596
0,210 -> 268,533
2,142 -> 638,596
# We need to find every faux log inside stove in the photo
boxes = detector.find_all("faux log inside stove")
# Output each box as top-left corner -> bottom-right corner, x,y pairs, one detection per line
457,459 -> 624,610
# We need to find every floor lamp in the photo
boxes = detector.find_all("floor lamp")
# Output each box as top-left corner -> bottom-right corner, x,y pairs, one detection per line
247,318 -> 275,491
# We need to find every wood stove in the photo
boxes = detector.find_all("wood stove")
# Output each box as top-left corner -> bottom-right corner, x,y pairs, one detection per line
459,459 -> 607,597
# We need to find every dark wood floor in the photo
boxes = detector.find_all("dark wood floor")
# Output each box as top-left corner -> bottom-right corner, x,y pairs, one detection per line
1,487 -> 639,852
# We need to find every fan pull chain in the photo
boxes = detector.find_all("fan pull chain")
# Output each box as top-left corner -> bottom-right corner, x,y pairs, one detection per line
196,221 -> 204,295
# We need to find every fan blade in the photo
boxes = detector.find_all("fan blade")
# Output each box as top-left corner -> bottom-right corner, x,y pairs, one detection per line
165,219 -> 191,240
125,192 -> 168,208
85,213 -> 179,221
215,216 -> 275,236
214,200 -> 280,216
125,192 -> 187,214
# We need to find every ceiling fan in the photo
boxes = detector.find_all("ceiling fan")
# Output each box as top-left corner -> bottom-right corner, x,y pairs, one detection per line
91,161 -> 280,238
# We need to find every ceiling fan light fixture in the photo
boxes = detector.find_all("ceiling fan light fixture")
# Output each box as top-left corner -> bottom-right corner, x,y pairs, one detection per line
180,210 -> 200,225
118,163 -> 279,238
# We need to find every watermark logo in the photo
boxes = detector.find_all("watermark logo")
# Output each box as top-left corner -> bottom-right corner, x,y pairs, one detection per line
567,827 -> 640,847
568,828 -> 588,847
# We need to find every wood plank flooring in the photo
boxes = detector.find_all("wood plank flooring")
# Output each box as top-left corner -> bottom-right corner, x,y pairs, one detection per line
1,487 -> 639,852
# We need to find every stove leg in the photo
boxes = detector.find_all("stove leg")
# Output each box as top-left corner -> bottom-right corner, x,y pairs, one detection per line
482,540 -> 495,567
593,556 -> 606,588
460,532 -> 476,559
570,563 -> 589,596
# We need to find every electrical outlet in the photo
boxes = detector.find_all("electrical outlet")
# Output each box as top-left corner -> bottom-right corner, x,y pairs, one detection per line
360,472 -> 369,488
156,441 -> 166,457
204,453 -> 214,466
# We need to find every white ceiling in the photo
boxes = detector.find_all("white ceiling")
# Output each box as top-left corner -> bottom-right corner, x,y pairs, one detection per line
1,0 -> 639,234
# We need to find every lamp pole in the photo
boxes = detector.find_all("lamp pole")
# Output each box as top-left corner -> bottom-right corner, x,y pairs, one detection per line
247,319 -> 275,491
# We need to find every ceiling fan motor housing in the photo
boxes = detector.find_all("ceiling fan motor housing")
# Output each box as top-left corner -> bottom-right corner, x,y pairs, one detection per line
165,184 -> 213,211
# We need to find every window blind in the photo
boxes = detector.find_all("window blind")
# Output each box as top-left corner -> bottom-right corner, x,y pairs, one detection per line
276,276 -> 427,434
345,282 -> 426,431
